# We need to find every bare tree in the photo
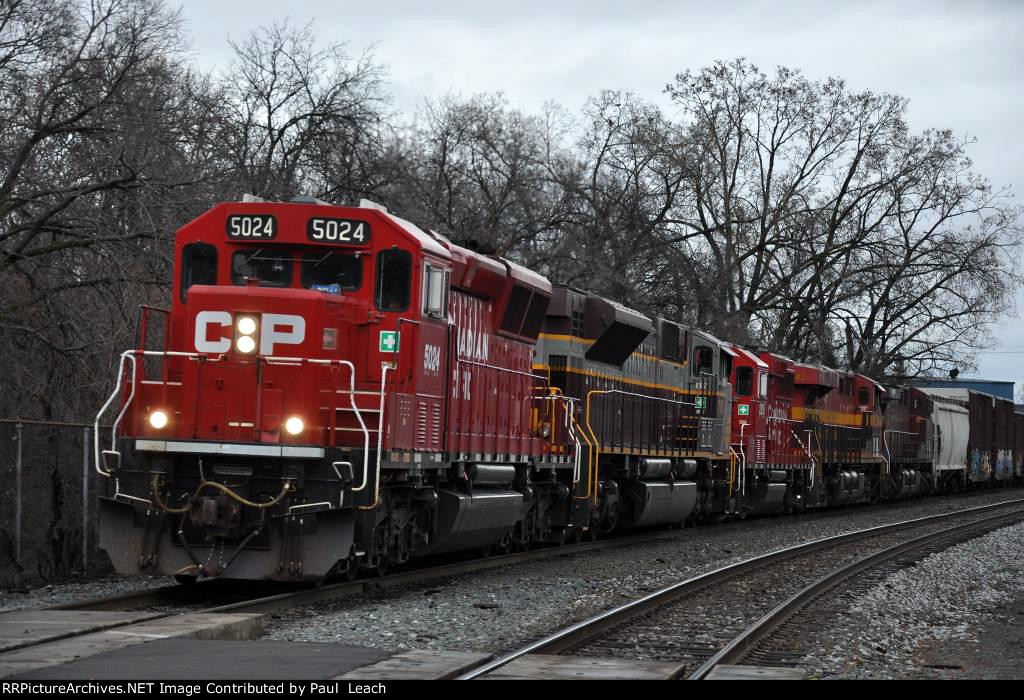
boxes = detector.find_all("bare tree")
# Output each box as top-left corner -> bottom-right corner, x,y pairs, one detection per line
662,59 -> 1021,374
0,0 -> 200,419
539,91 -> 690,317
389,93 -> 569,264
218,20 -> 388,201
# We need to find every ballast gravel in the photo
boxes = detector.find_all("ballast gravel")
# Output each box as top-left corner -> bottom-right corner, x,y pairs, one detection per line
0,574 -> 172,613
262,488 -> 1024,665
800,519 -> 1024,680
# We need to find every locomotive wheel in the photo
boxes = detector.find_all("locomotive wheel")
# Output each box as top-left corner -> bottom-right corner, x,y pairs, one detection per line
373,555 -> 389,578
513,536 -> 532,552
572,526 -> 584,544
341,555 -> 358,582
496,533 -> 513,555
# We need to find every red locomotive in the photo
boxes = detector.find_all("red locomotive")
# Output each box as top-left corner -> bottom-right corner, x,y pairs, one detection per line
94,198 -> 1023,582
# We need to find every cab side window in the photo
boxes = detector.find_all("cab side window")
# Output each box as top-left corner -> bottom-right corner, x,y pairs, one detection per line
691,345 -> 713,377
422,263 -> 448,319
376,249 -> 412,312
736,366 -> 754,396
181,243 -> 218,301
858,387 -> 870,407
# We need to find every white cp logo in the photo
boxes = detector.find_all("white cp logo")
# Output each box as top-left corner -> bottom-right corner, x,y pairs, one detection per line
194,311 -> 306,355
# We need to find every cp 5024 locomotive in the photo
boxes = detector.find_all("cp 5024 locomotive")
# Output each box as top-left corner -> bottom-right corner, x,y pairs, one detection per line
94,198 -> 1024,581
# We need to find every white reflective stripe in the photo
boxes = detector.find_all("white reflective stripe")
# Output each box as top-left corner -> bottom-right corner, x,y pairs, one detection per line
283,446 -> 324,458
135,439 -> 324,459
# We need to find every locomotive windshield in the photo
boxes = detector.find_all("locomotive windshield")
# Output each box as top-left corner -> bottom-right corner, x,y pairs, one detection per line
301,251 -> 362,293
231,249 -> 292,287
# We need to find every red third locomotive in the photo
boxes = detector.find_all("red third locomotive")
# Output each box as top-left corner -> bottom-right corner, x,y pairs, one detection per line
95,198 -> 1024,582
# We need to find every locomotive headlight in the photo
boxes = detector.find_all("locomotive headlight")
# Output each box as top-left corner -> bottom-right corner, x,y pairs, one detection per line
235,315 -> 259,354
149,410 -> 169,430
235,335 -> 257,354
237,316 -> 257,336
284,416 -> 304,435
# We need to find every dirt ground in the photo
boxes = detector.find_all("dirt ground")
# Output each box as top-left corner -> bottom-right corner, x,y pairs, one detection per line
914,595 -> 1024,679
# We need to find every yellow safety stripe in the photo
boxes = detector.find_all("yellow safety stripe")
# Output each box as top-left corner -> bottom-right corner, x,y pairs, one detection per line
537,333 -> 689,370
791,406 -> 869,427
532,363 -> 721,397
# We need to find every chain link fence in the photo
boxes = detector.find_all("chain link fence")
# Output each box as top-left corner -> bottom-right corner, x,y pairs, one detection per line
0,420 -> 110,588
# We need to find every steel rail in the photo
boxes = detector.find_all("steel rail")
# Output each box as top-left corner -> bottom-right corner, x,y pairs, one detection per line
27,492 -> 1024,663
44,516 -> 752,615
456,497 -> 1024,680
685,505 -> 1024,680
13,522 -> 740,660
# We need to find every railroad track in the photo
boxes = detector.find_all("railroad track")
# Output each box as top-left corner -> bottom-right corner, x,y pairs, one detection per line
687,506 -> 1024,678
50,523 -> 743,614
47,486 -> 1024,616
12,490 -> 1022,670
54,490 -> 971,614
458,498 -> 1024,680
14,515 -> 780,656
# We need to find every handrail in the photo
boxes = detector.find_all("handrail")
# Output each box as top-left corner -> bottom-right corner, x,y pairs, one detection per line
94,351 -> 370,509
359,361 -> 391,511
458,358 -> 540,380
737,420 -> 748,495
584,389 -> 699,508
727,446 -> 739,498
536,389 -> 585,488
881,429 -> 919,479
95,350 -> 211,478
790,428 -> 816,489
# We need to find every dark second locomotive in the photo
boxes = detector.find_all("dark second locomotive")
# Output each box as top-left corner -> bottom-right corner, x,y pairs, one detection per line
95,199 -> 1024,581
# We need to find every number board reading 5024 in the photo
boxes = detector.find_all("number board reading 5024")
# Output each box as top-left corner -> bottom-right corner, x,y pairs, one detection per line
307,217 -> 371,245
226,214 -> 276,239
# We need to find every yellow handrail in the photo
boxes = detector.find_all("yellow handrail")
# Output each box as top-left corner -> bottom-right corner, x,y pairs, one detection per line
583,390 -> 608,507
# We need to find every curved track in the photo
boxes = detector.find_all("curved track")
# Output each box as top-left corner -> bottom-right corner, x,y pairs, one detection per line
457,498 -> 1024,679
686,506 -> 1024,679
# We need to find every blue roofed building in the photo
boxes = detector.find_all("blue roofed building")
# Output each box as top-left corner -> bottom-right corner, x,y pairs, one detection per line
907,378 -> 1015,401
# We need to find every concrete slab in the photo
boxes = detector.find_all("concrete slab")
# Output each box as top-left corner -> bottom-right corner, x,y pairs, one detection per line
1,613 -> 262,678
481,654 -> 680,680
335,650 -> 492,680
0,610 -> 162,654
14,639 -> 392,680
704,664 -> 807,680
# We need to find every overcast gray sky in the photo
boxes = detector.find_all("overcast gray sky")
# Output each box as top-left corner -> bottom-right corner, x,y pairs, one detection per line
178,0 -> 1024,389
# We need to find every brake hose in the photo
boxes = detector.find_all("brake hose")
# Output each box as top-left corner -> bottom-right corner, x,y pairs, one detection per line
150,474 -> 294,513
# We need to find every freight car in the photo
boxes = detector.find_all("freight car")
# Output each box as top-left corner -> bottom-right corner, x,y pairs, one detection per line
93,198 -> 1022,582
919,388 -> 1019,486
